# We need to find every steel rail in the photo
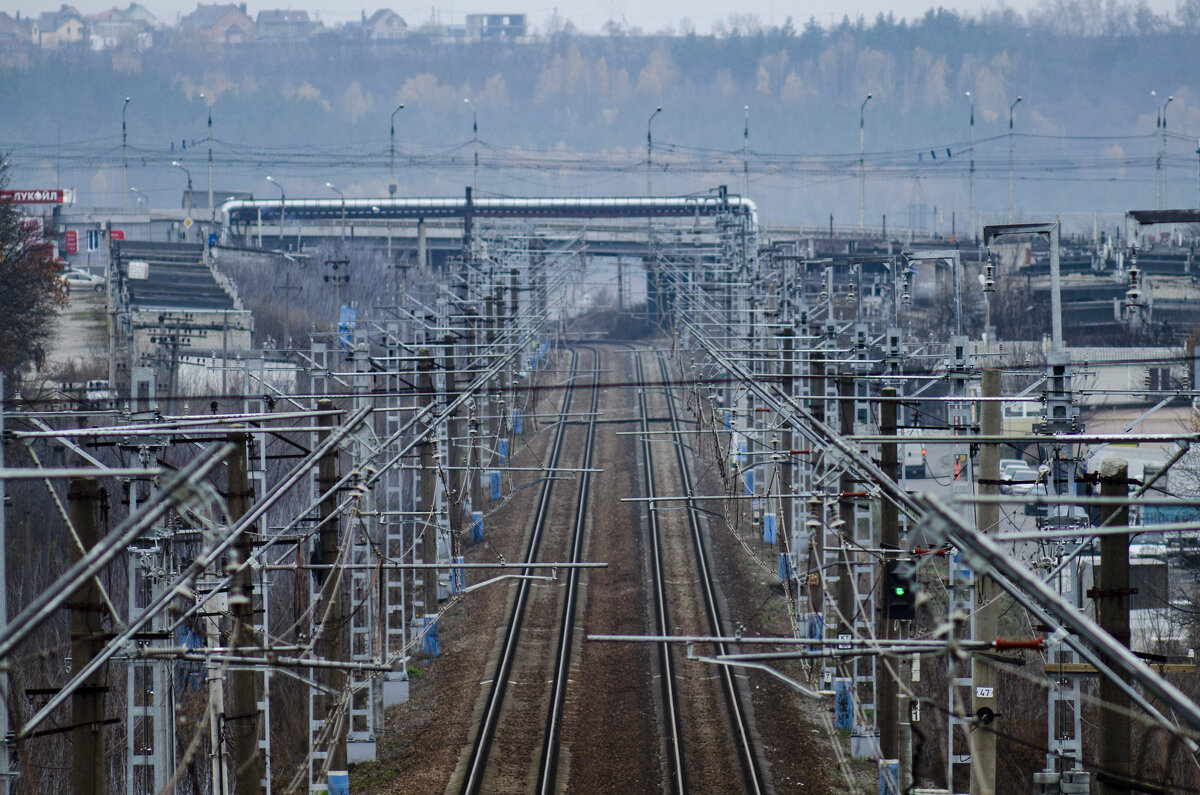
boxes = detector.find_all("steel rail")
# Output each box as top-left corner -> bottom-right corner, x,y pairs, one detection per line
460,347 -> 582,794
537,346 -> 602,793
678,317 -> 1198,744
632,346 -> 687,793
656,351 -> 767,795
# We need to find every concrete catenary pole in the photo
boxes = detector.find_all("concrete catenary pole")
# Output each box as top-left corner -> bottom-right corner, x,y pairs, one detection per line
418,353 -> 440,621
878,387 -> 899,762
837,375 -> 856,646
1097,456 -> 1131,795
68,478 -> 105,795
316,399 -> 347,771
971,370 -> 1001,795
228,433 -> 264,794
445,333 -> 466,562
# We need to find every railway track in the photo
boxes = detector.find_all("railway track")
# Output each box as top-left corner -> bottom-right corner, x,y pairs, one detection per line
460,345 -> 599,794
633,346 -> 686,794
651,347 -> 769,795
537,346 -> 600,791
460,343 -> 768,794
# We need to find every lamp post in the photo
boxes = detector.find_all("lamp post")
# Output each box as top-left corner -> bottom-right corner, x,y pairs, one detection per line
1153,91 -> 1174,209
373,204 -> 392,259
205,97 -> 214,227
966,91 -> 975,241
266,176 -> 285,246
326,182 -> 346,241
172,161 -> 192,240
1008,95 -> 1022,222
389,103 -> 404,196
121,97 -> 130,207
647,106 -> 662,197
129,186 -> 146,208
859,93 -> 872,230
465,98 -> 478,194
743,105 -> 750,198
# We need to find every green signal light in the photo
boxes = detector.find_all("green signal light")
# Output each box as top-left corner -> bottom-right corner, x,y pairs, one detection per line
893,586 -> 907,596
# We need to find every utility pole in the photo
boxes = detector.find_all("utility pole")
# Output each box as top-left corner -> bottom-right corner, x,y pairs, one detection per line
121,97 -> 130,207
0,376 -> 9,795
444,333 -> 466,571
779,324 -> 796,600
316,398 -> 348,774
466,311 -> 484,518
228,433 -> 264,794
836,375 -> 856,661
743,105 -> 750,198
878,387 -> 899,766
1008,96 -> 1022,223
418,352 -> 440,629
971,370 -> 1001,795
276,268 -> 302,347
647,106 -> 662,198
68,477 -> 105,795
966,91 -> 975,241
389,103 -> 404,196
1096,456 -> 1131,795
207,101 -> 215,227
806,351 -> 826,632
859,93 -> 872,230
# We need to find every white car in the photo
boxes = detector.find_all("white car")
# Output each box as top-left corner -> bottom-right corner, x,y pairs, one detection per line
1000,462 -> 1037,494
62,269 -> 105,292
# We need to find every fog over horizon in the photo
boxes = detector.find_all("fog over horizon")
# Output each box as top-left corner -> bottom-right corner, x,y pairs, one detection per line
6,0 -> 1200,233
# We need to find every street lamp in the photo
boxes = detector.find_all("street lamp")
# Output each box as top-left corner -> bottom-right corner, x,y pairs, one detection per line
966,91 -> 975,241
172,161 -> 192,240
859,93 -> 872,230
326,182 -> 346,241
465,98 -> 478,193
647,106 -> 662,197
372,204 -> 392,258
1008,95 -> 1022,222
121,97 -> 131,207
742,105 -> 750,198
1153,91 -> 1174,209
389,103 -> 404,196
266,176 -> 285,245
129,186 -> 146,208
203,94 -> 214,227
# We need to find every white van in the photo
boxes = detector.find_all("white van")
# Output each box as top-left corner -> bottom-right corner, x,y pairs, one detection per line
901,429 -> 925,479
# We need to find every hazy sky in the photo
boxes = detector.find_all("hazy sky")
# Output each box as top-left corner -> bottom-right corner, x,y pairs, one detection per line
10,0 -> 1184,32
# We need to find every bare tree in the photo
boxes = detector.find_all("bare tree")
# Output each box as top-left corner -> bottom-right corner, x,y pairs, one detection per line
0,160 -> 67,393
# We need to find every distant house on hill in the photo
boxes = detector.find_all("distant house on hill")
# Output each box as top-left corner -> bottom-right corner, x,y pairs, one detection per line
465,13 -> 526,39
180,3 -> 255,43
0,13 -> 33,49
87,4 -> 157,50
32,5 -> 86,48
360,9 -> 406,40
256,9 -> 319,40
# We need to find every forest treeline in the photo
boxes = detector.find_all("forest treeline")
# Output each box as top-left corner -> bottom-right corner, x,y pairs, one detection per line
5,2 -> 1200,212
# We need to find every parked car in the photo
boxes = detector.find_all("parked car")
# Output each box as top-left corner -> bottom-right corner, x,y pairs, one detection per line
1001,463 -> 1038,494
62,269 -> 105,292
998,458 -> 1025,475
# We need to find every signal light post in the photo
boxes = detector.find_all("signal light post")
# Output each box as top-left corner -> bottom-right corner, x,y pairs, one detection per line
884,560 -> 916,622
